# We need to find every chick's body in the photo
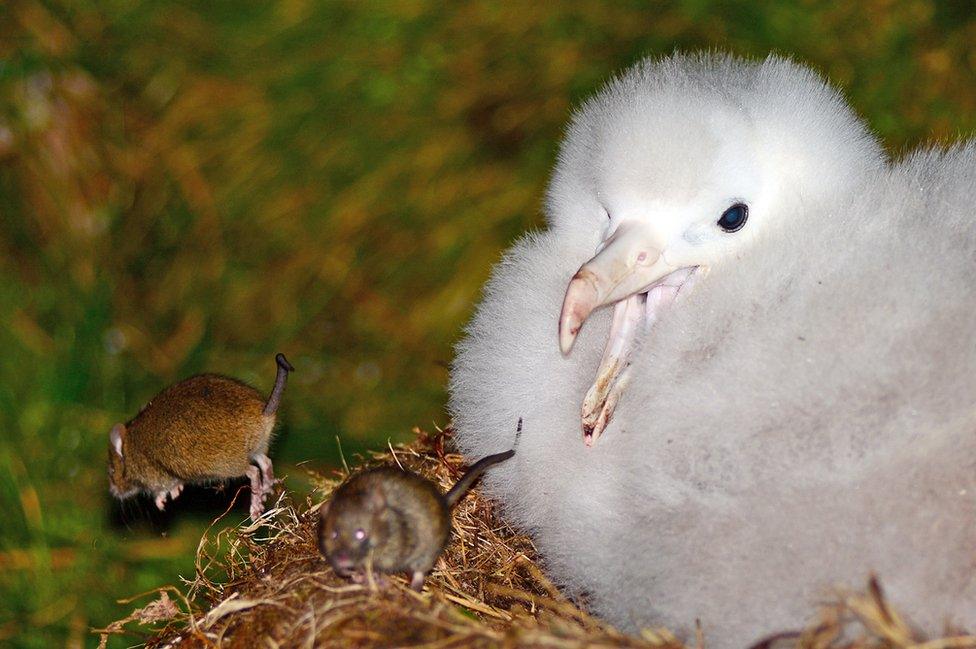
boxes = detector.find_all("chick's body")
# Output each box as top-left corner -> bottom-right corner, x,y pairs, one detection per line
448,52 -> 976,646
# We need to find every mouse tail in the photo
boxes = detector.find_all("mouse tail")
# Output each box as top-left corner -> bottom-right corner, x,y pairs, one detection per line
444,418 -> 521,508
264,353 -> 295,416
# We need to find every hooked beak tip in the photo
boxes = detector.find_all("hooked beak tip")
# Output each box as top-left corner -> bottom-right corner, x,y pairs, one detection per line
559,320 -> 579,355
559,269 -> 601,355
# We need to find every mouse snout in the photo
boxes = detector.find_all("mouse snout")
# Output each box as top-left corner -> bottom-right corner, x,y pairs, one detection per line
328,550 -> 356,575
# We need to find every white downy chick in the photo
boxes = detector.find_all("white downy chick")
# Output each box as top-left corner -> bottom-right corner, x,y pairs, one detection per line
449,52 -> 976,646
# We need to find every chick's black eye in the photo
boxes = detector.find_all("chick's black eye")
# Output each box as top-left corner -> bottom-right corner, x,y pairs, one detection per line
717,203 -> 748,233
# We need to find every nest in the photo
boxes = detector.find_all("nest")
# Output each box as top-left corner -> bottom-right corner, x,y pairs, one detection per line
97,428 -> 975,648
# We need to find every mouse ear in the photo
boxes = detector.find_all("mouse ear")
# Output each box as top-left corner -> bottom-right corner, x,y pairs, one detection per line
110,423 -> 126,459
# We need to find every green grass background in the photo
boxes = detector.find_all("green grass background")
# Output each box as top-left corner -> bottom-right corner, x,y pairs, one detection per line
1,1 -> 975,646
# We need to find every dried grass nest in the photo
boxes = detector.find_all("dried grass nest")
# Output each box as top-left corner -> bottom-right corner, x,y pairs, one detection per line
98,427 -> 975,649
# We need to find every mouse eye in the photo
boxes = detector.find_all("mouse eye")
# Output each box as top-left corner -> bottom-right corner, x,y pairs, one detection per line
717,203 -> 748,233
354,528 -> 366,541
330,530 -> 339,540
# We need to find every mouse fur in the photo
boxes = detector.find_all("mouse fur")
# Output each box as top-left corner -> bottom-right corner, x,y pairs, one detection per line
320,466 -> 451,591
319,421 -> 520,590
107,352 -> 294,519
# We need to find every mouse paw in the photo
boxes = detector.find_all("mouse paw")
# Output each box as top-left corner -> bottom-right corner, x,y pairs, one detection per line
154,483 -> 184,511
255,483 -> 275,509
245,466 -> 266,520
252,453 -> 277,490
409,571 -> 427,591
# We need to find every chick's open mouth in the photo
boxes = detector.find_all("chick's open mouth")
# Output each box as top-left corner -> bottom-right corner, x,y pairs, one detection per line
564,265 -> 700,446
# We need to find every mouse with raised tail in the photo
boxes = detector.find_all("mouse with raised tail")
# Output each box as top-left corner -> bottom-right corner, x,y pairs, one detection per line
107,353 -> 294,520
318,419 -> 521,591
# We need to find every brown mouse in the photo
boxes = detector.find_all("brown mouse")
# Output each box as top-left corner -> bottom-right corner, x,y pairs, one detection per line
318,419 -> 521,591
107,352 -> 294,520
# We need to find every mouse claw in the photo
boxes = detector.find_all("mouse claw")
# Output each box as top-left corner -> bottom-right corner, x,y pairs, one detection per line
154,491 -> 168,511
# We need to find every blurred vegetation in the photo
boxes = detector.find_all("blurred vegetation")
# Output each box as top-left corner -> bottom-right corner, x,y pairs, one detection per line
0,0 -> 974,646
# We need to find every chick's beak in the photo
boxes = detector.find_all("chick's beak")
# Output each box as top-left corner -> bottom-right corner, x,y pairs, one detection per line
559,221 -> 691,445
559,221 -> 670,354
